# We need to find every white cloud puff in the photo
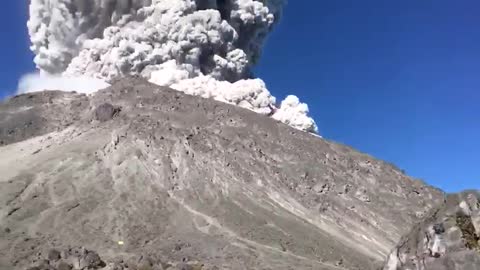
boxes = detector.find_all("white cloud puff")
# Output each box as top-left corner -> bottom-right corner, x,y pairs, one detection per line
17,73 -> 110,95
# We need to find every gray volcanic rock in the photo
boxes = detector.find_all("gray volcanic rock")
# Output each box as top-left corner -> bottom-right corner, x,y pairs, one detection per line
0,90 -> 89,146
22,246 -> 205,270
384,191 -> 480,270
0,78 -> 446,269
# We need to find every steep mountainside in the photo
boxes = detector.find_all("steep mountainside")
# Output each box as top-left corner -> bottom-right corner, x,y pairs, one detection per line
0,78 -> 447,269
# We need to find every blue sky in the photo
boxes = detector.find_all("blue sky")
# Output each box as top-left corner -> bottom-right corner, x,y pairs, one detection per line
0,1 -> 478,192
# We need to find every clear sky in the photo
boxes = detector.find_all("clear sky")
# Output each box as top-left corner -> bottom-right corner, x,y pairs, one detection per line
0,1 -> 478,192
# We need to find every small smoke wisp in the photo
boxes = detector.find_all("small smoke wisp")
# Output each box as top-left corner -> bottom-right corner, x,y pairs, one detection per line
17,73 -> 110,95
26,0 -> 318,133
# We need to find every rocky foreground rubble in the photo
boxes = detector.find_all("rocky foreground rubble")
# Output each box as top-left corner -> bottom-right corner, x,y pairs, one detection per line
384,191 -> 480,270
24,246 -> 207,270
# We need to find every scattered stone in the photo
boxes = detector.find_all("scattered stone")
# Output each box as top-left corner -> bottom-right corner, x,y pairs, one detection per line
95,103 -> 120,122
37,259 -> 54,270
47,249 -> 61,261
79,250 -> 106,269
56,261 -> 73,270
434,223 -> 446,234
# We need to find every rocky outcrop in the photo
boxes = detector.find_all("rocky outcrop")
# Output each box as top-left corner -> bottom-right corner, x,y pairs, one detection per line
24,246 -> 207,270
0,78 -> 449,269
384,191 -> 480,270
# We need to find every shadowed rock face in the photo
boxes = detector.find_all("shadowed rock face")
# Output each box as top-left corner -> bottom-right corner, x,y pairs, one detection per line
0,78 -> 448,269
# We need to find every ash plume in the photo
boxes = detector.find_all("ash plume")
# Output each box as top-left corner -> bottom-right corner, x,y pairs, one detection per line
27,0 -> 318,133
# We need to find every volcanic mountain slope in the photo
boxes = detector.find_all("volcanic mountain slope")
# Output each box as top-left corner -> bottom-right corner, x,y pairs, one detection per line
0,78 -> 445,269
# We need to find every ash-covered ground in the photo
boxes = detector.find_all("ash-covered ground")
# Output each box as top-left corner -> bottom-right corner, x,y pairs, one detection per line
0,78 -> 458,270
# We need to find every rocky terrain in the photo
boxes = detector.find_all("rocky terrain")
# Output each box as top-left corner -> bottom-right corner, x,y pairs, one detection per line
384,191 -> 480,270
0,78 -> 477,269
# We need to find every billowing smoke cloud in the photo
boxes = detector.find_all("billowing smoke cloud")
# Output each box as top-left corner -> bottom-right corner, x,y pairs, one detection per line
27,0 -> 318,133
